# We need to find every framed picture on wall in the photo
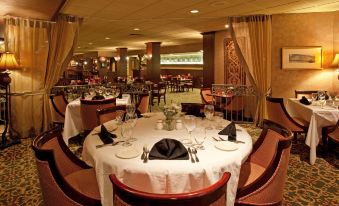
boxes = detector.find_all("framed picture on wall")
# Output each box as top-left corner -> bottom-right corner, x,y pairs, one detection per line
282,47 -> 322,70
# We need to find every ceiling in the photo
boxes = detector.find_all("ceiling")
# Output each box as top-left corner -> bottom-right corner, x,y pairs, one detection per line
0,0 -> 339,52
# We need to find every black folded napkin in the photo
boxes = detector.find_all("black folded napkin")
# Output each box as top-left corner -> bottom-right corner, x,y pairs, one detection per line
185,107 -> 205,118
218,121 -> 237,141
92,95 -> 105,100
149,138 -> 189,160
299,96 -> 311,105
99,125 -> 117,144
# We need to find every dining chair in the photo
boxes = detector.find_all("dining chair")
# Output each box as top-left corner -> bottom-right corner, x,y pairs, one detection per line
49,93 -> 68,127
266,96 -> 308,141
294,90 -> 320,99
136,93 -> 150,113
224,96 -> 245,122
321,120 -> 339,155
109,172 -> 231,206
235,119 -> 293,206
32,127 -> 101,206
97,105 -> 126,125
80,98 -> 116,135
200,88 -> 213,104
151,82 -> 166,105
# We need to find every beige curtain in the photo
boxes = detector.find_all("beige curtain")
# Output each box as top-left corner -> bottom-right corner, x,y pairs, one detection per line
42,14 -> 81,131
5,17 -> 50,137
230,15 -> 272,125
4,14 -> 81,137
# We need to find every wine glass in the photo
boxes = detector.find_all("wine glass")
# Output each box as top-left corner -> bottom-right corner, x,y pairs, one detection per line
183,115 -> 196,145
311,93 -> 318,104
214,111 -> 224,130
318,91 -> 326,108
121,122 -> 133,147
125,113 -> 138,142
204,104 -> 214,129
126,103 -> 136,116
193,124 -> 206,150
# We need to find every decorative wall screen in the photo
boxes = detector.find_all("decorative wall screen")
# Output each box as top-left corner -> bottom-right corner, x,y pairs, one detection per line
224,38 -> 246,85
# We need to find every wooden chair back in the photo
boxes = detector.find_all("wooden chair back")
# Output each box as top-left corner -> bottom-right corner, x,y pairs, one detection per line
49,94 -> 68,124
110,172 -> 230,206
97,105 -> 126,125
80,98 -> 116,133
200,88 -> 213,104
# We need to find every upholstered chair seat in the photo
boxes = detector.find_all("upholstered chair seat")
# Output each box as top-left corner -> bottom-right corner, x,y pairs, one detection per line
65,168 -> 101,200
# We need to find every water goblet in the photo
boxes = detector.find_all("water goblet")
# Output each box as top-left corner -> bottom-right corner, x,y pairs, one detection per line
318,91 -> 326,108
125,113 -> 138,142
311,93 -> 318,104
126,103 -> 136,116
121,122 -> 133,147
214,112 -> 224,130
204,104 -> 214,129
193,126 -> 206,150
182,115 -> 196,146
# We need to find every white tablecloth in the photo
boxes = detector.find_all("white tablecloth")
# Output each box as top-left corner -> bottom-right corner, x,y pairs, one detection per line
63,95 -> 130,144
82,113 -> 253,206
287,98 -> 339,165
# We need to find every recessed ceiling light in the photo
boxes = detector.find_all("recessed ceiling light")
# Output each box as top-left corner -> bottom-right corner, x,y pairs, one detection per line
225,24 -> 229,28
190,9 -> 199,14
77,46 -> 81,49
105,37 -> 110,40
88,42 -> 93,45
133,28 -> 140,31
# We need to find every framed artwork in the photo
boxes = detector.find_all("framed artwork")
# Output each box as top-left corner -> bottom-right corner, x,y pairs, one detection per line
282,47 -> 322,70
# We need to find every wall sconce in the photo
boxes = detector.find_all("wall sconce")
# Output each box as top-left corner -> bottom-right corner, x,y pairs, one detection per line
331,53 -> 339,80
114,56 -> 120,62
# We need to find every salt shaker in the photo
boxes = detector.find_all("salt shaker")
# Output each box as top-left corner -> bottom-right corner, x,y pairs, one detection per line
156,119 -> 163,130
175,119 -> 183,130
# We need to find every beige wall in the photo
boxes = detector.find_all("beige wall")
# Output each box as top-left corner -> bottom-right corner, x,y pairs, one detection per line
271,11 -> 339,98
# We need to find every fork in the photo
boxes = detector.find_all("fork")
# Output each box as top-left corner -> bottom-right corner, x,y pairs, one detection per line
188,147 -> 195,163
141,146 -> 146,160
191,148 -> 199,162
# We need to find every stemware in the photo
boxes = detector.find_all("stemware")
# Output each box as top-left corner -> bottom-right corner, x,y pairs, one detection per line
121,122 -> 133,147
318,91 -> 326,108
126,103 -> 136,116
183,115 -> 196,145
125,113 -> 138,142
311,93 -> 318,104
193,125 -> 206,150
204,104 -> 214,129
214,112 -> 224,130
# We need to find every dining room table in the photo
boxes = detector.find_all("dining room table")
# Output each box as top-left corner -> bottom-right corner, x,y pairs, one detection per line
82,113 -> 253,206
286,98 -> 339,165
62,94 -> 131,145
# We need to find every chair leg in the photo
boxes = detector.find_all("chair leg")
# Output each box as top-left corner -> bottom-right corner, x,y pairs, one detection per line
293,133 -> 298,143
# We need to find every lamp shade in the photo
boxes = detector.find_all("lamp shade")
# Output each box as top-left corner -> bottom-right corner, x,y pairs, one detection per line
0,52 -> 19,71
331,53 -> 339,67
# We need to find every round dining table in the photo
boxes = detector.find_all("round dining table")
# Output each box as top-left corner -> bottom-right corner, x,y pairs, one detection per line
82,113 -> 253,206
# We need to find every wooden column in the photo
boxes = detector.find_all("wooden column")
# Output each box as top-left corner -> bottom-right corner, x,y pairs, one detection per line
145,42 -> 161,82
202,32 -> 215,88
116,48 -> 128,77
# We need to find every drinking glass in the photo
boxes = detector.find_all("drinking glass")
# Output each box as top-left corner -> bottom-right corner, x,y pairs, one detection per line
214,112 -> 224,130
121,122 -> 133,147
193,125 -> 206,150
125,113 -> 138,142
182,115 -> 196,145
311,93 -> 318,104
204,104 -> 214,129
126,103 -> 136,116
318,91 -> 326,108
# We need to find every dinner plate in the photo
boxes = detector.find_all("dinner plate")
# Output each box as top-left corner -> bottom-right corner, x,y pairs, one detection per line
215,141 -> 238,151
115,148 -> 140,159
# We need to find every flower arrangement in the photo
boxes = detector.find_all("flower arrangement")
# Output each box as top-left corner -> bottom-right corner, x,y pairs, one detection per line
161,103 -> 181,130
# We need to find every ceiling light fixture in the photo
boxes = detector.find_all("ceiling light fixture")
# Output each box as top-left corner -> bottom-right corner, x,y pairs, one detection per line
133,28 -> 140,31
105,37 -> 110,40
88,42 -> 93,45
225,24 -> 229,28
190,9 -> 199,14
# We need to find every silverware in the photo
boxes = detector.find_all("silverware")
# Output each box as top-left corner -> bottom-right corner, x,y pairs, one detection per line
96,140 -> 125,148
191,148 -> 199,162
212,136 -> 220,141
143,147 -> 150,163
218,136 -> 245,144
141,146 -> 146,160
188,147 -> 195,163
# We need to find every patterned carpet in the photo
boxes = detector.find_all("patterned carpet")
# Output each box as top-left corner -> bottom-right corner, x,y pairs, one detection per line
1,89 -> 338,205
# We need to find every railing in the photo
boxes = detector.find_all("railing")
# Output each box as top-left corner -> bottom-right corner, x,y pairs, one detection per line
211,84 -> 257,123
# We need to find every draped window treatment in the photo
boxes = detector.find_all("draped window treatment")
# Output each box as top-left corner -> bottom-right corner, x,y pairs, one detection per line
229,15 -> 272,125
4,14 -> 81,137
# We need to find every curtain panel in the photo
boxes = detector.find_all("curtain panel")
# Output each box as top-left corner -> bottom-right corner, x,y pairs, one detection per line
229,15 -> 272,125
4,15 -> 81,137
